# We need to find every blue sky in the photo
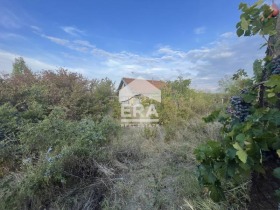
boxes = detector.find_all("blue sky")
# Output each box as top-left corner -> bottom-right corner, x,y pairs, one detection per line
0,0 -> 276,91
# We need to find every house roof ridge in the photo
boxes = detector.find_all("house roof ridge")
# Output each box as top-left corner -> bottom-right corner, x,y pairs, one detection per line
122,77 -> 164,82
117,77 -> 166,91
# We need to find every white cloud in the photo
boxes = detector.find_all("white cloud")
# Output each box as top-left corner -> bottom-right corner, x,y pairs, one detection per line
194,27 -> 206,35
0,50 -> 89,77
30,25 -> 42,33
73,40 -> 94,48
61,26 -> 85,36
41,34 -> 92,53
220,32 -> 234,38
9,30 -> 265,91
91,34 -> 264,91
41,32 -> 263,90
42,35 -> 69,45
0,51 -> 57,73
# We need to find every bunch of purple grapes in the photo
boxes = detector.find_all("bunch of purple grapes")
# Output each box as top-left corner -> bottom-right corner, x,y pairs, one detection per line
271,56 -> 280,75
229,96 -> 251,122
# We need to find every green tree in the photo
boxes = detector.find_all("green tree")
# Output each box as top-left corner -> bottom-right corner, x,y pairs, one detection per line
218,69 -> 253,96
12,57 -> 30,75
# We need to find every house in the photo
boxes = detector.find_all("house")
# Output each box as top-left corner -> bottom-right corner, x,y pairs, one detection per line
117,77 -> 166,105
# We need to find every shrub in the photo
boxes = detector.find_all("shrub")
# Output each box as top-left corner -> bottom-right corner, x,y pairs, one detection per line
0,106 -> 120,209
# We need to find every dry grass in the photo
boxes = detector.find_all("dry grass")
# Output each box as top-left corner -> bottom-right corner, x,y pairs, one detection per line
102,119 -> 225,210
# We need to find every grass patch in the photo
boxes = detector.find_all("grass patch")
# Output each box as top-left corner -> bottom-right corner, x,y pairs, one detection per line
102,118 -> 234,210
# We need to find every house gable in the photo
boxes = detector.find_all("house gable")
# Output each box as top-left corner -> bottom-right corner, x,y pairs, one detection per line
118,77 -> 164,104
117,77 -> 166,91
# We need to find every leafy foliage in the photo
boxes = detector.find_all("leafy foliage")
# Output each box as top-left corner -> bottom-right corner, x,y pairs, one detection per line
0,67 -> 116,121
219,69 -> 253,96
0,61 -> 120,209
158,77 -> 222,126
236,0 -> 277,37
12,57 -> 31,75
149,77 -> 224,142
195,1 -> 280,203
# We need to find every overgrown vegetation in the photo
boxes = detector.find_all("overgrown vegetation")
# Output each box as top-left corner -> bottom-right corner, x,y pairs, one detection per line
0,57 -> 224,209
2,1 -> 279,209
195,1 -> 280,209
0,65 -> 120,209
102,120 -> 224,210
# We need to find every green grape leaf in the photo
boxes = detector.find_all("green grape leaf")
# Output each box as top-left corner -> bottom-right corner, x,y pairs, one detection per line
239,3 -> 247,10
236,22 -> 241,28
209,185 -> 225,202
277,150 -> 280,158
227,164 -> 236,177
265,75 -> 280,92
203,110 -> 221,123
207,172 -> 217,184
275,189 -> 280,199
236,133 -> 246,144
227,148 -> 237,159
241,17 -> 249,30
273,167 -> 280,179
242,94 -> 255,103
239,162 -> 251,171
237,150 -> 248,164
237,28 -> 244,37
244,29 -> 251,36
233,143 -> 248,163
258,140 -> 269,151
243,122 -> 252,132
268,93 -> 276,98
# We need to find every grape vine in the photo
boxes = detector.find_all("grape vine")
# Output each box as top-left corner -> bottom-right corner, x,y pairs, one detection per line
271,55 -> 280,75
195,0 -> 280,203
0,129 -> 4,141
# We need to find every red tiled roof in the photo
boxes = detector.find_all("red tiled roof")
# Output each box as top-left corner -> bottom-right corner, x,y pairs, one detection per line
122,77 -> 166,90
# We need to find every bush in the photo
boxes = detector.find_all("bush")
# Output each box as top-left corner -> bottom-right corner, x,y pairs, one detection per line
0,110 -> 120,209
0,104 -> 22,175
